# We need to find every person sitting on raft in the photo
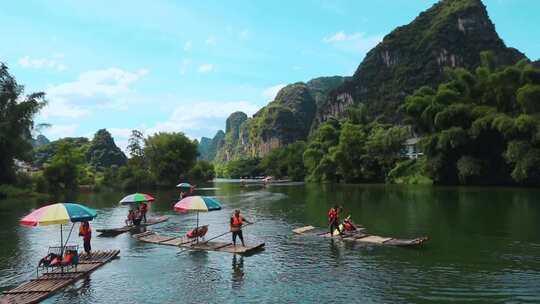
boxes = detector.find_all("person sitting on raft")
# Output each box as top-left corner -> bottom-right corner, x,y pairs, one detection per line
39,253 -> 60,267
125,209 -> 135,225
61,250 -> 78,266
133,208 -> 143,226
341,216 -> 358,232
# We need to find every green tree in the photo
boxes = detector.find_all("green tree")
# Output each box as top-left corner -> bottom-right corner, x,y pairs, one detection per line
127,130 -> 145,159
259,142 -> 306,181
189,160 -> 215,182
401,53 -> 540,185
223,158 -> 262,178
144,132 -> 198,185
0,64 -> 46,184
43,142 -> 84,191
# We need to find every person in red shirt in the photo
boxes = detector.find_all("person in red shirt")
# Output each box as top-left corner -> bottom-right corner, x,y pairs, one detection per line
140,202 -> 148,223
79,221 -> 92,255
328,205 -> 340,236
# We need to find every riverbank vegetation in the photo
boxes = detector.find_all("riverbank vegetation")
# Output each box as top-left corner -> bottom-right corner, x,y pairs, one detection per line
214,53 -> 540,186
2,53 -> 540,197
401,53 -> 540,185
0,63 -> 214,198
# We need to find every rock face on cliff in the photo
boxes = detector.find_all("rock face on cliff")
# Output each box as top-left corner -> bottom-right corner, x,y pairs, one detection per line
213,0 -> 530,161
214,76 -> 347,161
86,129 -> 127,168
316,0 -> 525,124
215,112 -> 248,161
198,130 -> 225,161
534,60 -> 540,68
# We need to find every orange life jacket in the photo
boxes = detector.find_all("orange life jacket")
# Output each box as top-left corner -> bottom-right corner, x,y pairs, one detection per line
343,222 -> 353,231
231,215 -> 243,227
63,253 -> 73,264
79,224 -> 91,240
328,208 -> 337,221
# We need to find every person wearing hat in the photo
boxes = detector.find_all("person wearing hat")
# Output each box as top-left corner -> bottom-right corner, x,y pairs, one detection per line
230,209 -> 252,246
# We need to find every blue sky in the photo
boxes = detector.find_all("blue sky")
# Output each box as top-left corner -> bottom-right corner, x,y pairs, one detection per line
2,0 -> 539,151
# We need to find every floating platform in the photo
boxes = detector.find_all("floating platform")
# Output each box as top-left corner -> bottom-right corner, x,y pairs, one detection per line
133,231 -> 265,255
96,216 -> 169,237
0,250 -> 120,304
293,226 -> 428,247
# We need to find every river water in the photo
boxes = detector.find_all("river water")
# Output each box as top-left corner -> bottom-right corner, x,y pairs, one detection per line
1,181 -> 540,303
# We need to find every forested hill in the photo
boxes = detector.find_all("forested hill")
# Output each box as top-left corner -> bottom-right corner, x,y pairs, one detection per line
211,0 -> 531,162
318,0 -> 524,125
214,76 -> 347,162
33,129 -> 127,169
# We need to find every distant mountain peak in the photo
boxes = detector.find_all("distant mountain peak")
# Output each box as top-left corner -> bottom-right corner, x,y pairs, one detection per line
318,0 -> 525,124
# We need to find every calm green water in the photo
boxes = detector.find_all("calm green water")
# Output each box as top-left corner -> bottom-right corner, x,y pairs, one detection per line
1,181 -> 540,303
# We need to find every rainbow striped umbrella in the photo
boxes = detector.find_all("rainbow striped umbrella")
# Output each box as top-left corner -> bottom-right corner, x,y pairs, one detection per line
174,196 -> 222,212
20,202 -> 97,256
20,202 -> 97,226
174,196 -> 222,241
119,193 -> 155,205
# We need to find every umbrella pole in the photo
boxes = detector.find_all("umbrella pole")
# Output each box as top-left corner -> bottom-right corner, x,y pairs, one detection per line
60,224 -> 64,273
196,212 -> 199,244
60,224 -> 64,256
63,223 -> 75,249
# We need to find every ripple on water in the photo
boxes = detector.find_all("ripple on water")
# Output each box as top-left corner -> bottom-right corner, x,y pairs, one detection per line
2,184 -> 540,303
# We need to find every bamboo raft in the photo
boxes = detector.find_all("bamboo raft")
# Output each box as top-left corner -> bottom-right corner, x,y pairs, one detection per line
0,250 -> 120,304
293,226 -> 428,247
96,216 -> 169,237
133,231 -> 265,255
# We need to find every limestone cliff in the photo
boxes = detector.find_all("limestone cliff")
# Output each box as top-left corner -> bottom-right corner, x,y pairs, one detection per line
214,77 -> 346,161
317,0 -> 525,124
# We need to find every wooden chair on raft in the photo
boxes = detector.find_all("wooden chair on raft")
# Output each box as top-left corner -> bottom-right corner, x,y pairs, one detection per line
36,245 -> 79,277
186,225 -> 209,241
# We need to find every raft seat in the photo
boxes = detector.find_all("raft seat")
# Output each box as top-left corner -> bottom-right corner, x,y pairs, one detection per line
36,245 -> 79,277
186,225 -> 209,240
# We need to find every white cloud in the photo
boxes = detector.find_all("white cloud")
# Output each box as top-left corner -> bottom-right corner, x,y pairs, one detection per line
42,124 -> 79,139
184,40 -> 193,51
108,128 -> 135,153
146,100 -> 260,137
40,100 -> 91,119
18,55 -> 67,71
323,31 -> 347,43
197,63 -> 214,73
262,84 -> 286,101
108,127 -> 134,139
41,68 -> 148,118
323,31 -> 382,53
205,36 -> 216,46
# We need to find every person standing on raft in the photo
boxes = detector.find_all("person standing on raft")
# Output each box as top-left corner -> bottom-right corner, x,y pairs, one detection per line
140,202 -> 148,223
230,209 -> 252,247
79,221 -> 92,255
328,205 -> 341,236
